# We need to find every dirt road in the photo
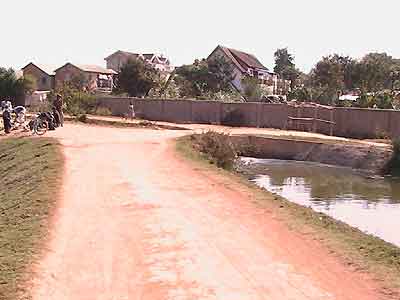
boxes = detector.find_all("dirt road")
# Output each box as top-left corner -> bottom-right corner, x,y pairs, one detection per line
31,124 -> 383,300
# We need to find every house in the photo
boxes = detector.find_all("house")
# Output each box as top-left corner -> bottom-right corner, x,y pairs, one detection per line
105,50 -> 174,74
207,45 -> 280,95
54,63 -> 117,92
22,63 -> 55,91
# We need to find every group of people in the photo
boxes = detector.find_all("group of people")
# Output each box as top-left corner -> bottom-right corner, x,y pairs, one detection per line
1,100 -> 27,134
1,94 -> 64,134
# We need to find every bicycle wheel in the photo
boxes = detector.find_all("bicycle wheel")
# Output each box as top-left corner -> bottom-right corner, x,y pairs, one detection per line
34,119 -> 48,135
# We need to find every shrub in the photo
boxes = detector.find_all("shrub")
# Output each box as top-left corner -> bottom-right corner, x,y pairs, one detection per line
52,84 -> 97,116
77,114 -> 88,123
192,131 -> 237,169
375,129 -> 390,140
383,138 -> 400,175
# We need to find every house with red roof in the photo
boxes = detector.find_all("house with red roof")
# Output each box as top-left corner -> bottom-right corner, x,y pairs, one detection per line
54,63 -> 117,92
22,63 -> 56,91
207,45 -> 280,95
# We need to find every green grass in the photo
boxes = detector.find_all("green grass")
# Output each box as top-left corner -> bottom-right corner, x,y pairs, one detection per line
176,135 -> 400,297
0,137 -> 63,300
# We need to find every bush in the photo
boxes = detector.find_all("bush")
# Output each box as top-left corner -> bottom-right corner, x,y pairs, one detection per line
52,84 -> 97,116
192,131 -> 237,169
383,138 -> 400,175
77,114 -> 88,123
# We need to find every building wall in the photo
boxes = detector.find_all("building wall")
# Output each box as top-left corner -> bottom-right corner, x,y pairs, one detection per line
208,48 -> 280,95
107,53 -> 173,74
208,48 -> 244,92
55,65 -> 98,90
22,65 -> 54,91
96,97 -> 400,139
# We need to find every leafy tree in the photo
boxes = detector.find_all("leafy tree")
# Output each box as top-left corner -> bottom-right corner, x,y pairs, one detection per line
287,87 -> 311,101
174,57 -> 235,98
274,48 -> 300,89
309,54 -> 361,104
0,68 -> 36,103
241,76 -> 262,101
53,83 -> 97,116
114,59 -> 161,97
357,53 -> 394,91
68,73 -> 89,91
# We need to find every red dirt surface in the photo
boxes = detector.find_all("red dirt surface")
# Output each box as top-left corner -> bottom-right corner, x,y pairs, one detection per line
31,124 -> 385,299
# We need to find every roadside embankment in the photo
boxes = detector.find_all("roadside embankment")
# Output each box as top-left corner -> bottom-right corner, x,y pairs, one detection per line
0,137 -> 62,300
231,135 -> 392,174
176,134 -> 400,297
64,114 -> 190,131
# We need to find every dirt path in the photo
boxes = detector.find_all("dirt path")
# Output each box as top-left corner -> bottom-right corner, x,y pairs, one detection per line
31,124 -> 384,300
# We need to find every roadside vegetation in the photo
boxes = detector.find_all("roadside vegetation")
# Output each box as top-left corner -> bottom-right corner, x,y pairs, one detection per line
70,114 -> 188,131
383,138 -> 400,176
176,133 -> 400,296
0,68 -> 36,102
0,137 -> 62,300
189,131 -> 237,169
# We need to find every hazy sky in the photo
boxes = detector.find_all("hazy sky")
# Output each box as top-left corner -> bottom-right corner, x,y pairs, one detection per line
2,0 -> 399,72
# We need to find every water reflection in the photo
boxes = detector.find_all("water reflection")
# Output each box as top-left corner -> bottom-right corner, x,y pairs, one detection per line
238,157 -> 400,247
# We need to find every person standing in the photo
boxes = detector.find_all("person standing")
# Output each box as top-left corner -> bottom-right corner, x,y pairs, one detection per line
129,101 -> 135,120
54,94 -> 64,127
2,101 -> 12,134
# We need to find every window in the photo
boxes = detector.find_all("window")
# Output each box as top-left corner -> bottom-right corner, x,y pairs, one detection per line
41,77 -> 47,85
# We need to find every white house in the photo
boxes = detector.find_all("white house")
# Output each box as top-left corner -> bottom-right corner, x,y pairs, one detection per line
207,45 -> 280,94
105,50 -> 174,74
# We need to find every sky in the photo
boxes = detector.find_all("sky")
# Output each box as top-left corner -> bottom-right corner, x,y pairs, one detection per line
2,0 -> 399,73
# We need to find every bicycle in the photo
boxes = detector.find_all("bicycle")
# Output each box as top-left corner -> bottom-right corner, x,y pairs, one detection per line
29,113 -> 49,136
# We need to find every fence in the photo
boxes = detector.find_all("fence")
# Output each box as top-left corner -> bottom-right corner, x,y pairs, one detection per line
96,97 -> 400,139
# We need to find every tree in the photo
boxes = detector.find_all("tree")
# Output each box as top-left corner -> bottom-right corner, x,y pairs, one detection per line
273,48 -> 299,89
357,53 -> 396,91
114,59 -> 161,97
54,83 -> 97,116
241,76 -> 262,101
309,54 -> 362,104
0,68 -> 36,103
68,73 -> 89,91
174,57 -> 235,99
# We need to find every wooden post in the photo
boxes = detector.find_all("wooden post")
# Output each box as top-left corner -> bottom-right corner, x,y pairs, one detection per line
296,105 -> 300,130
313,105 -> 318,133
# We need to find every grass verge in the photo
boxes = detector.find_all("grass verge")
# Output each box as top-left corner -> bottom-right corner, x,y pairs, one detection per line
0,137 -> 63,300
176,135 -> 400,297
66,115 -> 189,131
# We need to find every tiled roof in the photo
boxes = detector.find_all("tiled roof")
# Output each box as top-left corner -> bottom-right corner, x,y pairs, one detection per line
212,46 -> 269,73
227,47 -> 268,71
105,50 -> 170,65
55,63 -> 117,75
76,64 -> 117,75
22,63 -> 56,76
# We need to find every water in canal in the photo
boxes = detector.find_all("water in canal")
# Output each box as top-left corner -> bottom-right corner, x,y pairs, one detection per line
237,157 -> 400,247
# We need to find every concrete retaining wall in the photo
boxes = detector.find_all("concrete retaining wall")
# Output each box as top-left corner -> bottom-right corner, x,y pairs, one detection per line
230,135 -> 392,173
96,97 -> 400,139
